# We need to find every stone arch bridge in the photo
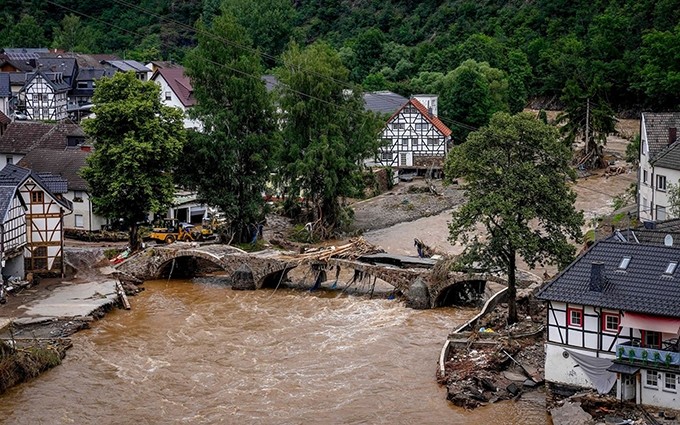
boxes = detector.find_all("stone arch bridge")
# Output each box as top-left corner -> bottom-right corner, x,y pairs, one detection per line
114,243 -> 510,309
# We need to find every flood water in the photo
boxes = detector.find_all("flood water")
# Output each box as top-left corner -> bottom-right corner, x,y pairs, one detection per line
0,279 -> 548,424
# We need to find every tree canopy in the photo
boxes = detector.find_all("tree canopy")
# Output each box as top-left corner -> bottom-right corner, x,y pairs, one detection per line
180,10 -> 277,243
81,71 -> 186,250
445,112 -> 584,324
275,41 -> 384,236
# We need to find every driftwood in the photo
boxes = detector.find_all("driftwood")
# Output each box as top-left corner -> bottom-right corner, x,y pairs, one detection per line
280,237 -> 383,264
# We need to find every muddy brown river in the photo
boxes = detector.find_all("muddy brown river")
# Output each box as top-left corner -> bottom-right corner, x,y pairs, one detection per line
0,279 -> 548,424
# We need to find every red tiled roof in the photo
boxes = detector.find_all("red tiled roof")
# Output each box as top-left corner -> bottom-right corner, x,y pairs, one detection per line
0,110 -> 10,125
409,98 -> 452,137
155,67 -> 195,107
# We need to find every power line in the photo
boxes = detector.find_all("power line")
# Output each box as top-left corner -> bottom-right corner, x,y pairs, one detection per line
84,0 -> 480,134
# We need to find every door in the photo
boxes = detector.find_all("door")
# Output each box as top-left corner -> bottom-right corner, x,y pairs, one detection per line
621,373 -> 636,401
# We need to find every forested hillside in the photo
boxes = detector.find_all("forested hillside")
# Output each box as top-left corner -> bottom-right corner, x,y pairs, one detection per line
2,0 -> 680,114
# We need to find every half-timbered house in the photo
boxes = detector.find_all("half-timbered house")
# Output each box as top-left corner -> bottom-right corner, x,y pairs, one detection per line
537,238 -> 680,409
0,164 -> 72,276
21,71 -> 69,121
374,95 -> 452,174
0,185 -> 27,279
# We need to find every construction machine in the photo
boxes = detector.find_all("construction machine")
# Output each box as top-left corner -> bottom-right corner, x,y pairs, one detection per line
147,218 -> 202,244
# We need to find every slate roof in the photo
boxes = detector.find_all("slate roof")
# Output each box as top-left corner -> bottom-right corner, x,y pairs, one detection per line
0,185 -> 18,223
0,121 -> 85,154
76,67 -> 115,82
0,111 -> 9,126
363,91 -> 408,115
35,172 -> 69,194
154,67 -> 195,107
0,73 -> 10,97
105,60 -> 150,73
23,71 -> 70,93
2,48 -> 47,60
643,112 -> 680,161
19,149 -> 90,191
652,140 -> 680,171
35,57 -> 78,81
536,239 -> 680,317
0,164 -> 72,211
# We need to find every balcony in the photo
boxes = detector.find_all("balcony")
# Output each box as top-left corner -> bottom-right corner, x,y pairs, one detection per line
615,340 -> 680,369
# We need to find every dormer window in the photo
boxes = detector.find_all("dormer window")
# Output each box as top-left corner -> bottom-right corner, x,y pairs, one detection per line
618,257 -> 631,270
665,262 -> 677,274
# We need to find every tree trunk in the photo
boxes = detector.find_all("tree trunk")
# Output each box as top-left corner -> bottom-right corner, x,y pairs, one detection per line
506,251 -> 518,325
129,223 -> 141,252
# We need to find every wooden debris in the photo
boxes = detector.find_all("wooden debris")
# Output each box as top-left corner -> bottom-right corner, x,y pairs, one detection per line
280,237 -> 384,264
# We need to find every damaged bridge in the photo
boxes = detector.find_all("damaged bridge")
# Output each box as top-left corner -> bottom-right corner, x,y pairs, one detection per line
114,243 -> 508,309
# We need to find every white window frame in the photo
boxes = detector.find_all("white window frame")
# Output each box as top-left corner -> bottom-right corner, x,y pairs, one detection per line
664,373 -> 677,392
74,214 -> 84,228
657,174 -> 667,191
164,91 -> 171,101
643,169 -> 648,185
645,370 -> 659,389
657,205 -> 667,221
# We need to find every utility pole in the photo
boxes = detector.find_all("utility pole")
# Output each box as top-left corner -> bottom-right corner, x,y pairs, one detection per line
585,97 -> 590,156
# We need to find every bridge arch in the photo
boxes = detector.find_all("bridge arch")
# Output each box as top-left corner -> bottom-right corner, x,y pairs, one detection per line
156,251 -> 227,279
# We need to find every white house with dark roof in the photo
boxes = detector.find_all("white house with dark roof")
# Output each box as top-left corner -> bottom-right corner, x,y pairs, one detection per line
20,70 -> 70,121
0,164 -> 72,276
537,236 -> 680,409
638,112 -> 680,222
371,95 -> 452,174
151,66 -> 202,131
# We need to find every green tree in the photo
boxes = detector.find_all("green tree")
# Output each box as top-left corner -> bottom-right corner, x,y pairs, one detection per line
81,72 -> 186,250
667,183 -> 680,218
636,25 -> 680,109
445,112 -> 584,324
52,14 -> 82,52
276,42 -> 384,236
182,11 -> 277,243
9,14 -> 47,48
506,50 -> 532,114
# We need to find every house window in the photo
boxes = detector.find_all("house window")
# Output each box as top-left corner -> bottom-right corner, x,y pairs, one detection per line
31,191 -> 43,204
37,93 -> 46,102
657,205 -> 667,221
73,191 -> 84,202
415,123 -> 427,131
643,330 -> 661,348
657,175 -> 667,191
618,257 -> 631,270
642,197 -> 648,214
427,138 -> 437,146
602,312 -> 620,333
381,152 -> 393,161
74,214 -> 84,228
401,138 -> 408,149
77,81 -> 88,89
664,373 -> 677,392
165,91 -> 171,101
645,370 -> 659,388
643,169 -> 648,185
412,138 -> 419,149
32,246 -> 48,270
665,261 -> 677,274
567,307 -> 583,328
391,123 -> 404,130
5,156 -> 12,165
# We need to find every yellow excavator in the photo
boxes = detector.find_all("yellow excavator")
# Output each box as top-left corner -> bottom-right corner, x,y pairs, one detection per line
147,218 -> 202,244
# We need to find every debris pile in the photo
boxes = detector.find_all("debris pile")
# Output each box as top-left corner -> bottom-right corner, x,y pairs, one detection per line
281,237 -> 384,264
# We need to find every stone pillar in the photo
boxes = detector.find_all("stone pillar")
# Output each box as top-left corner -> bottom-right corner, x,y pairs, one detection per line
232,263 -> 256,290
406,277 -> 430,309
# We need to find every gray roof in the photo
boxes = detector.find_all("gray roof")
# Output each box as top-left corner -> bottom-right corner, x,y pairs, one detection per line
363,91 -> 408,115
19,149 -> 90,191
0,185 -> 18,223
0,164 -> 72,211
536,239 -> 680,317
24,71 -> 70,92
36,172 -> 69,194
35,57 -> 78,80
643,112 -> 680,160
652,140 -> 680,170
0,73 -> 10,97
105,60 -> 150,73
0,121 -> 85,154
1,48 -> 47,60
76,67 -> 115,82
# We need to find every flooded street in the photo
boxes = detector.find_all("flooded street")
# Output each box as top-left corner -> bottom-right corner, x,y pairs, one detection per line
0,279 -> 548,424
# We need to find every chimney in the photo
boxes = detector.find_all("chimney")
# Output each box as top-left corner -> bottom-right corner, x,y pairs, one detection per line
589,262 -> 605,292
669,127 -> 677,145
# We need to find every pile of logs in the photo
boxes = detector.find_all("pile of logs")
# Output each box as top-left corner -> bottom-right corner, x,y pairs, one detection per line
283,237 -> 384,263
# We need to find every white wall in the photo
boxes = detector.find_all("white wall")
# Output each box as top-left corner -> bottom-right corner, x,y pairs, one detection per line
545,343 -> 616,388
0,153 -> 25,170
63,190 -> 107,231
153,74 -> 202,131
640,369 -> 680,408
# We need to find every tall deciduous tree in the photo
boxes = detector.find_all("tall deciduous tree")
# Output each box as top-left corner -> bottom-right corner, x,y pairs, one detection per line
81,72 -> 185,250
181,11 -> 277,243
445,112 -> 584,324
276,42 -> 383,236
52,14 -> 84,52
